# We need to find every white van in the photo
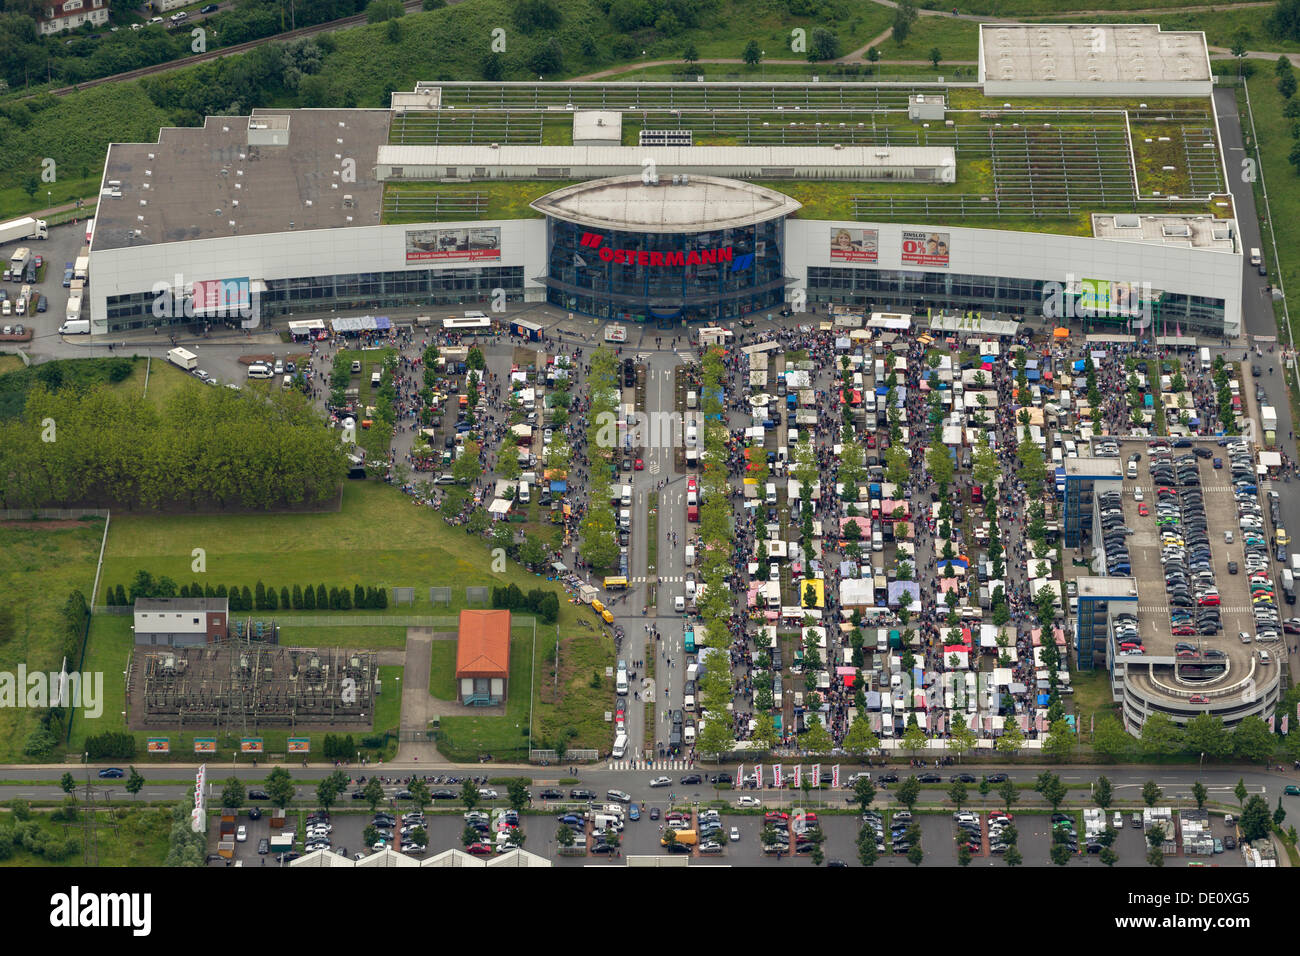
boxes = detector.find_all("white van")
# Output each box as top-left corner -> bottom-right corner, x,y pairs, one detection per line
674,595 -> 686,613
619,508 -> 631,530
684,544 -> 695,567
615,668 -> 629,696
685,424 -> 698,447
371,371 -> 381,387
686,390 -> 698,409
876,630 -> 887,653
620,484 -> 632,506
247,363 -> 273,379
683,691 -> 696,712
765,482 -> 777,505
872,529 -> 883,552
519,480 -> 531,503
611,733 -> 628,759
282,374 -> 293,390
1259,649 -> 1272,665
1250,247 -> 1262,267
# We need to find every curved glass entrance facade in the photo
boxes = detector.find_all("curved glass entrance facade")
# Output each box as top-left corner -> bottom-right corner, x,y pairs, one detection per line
544,217 -> 787,323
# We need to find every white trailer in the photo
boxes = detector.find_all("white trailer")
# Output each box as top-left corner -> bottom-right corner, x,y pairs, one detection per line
167,347 -> 198,371
0,217 -> 48,244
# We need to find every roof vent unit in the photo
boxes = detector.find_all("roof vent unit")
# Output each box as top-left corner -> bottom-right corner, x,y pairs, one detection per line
304,199 -> 312,206
681,174 -> 688,185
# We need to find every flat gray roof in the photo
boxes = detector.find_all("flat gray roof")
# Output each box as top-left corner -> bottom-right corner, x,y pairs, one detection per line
1076,576 -> 1138,600
134,597 -> 228,611
1065,456 -> 1123,478
377,143 -> 956,171
981,24 -> 1210,84
95,109 -> 390,251
1092,214 -> 1236,250
530,175 -> 803,233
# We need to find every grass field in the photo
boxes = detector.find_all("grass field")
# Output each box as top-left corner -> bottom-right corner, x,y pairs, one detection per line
428,640 -> 457,701
88,480 -> 614,758
871,16 -> 981,63
277,625 -> 409,648
0,518 -> 104,763
0,806 -> 172,867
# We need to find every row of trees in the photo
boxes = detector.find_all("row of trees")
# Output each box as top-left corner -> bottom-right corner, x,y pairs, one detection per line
0,383 -> 347,510
106,576 -> 391,612
490,584 -> 560,624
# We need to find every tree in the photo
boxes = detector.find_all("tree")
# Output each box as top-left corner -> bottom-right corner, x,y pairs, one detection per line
897,775 -> 921,812
461,824 -> 479,847
265,767 -> 294,810
742,39 -> 761,67
1041,774 -> 1067,812
901,720 -> 927,759
508,779 -> 531,812
1094,775 -> 1113,811
363,777 -> 385,812
1185,713 -> 1232,760
1092,715 -> 1133,760
1140,712 -> 1184,757
1004,845 -> 1023,867
893,0 -> 917,44
925,440 -> 955,488
59,773 -> 75,795
1100,846 -> 1118,867
1043,719 -> 1075,761
1240,794 -> 1271,842
555,824 -> 575,848
1191,781 -> 1208,811
220,776 -> 245,809
853,777 -> 877,815
365,0 -> 404,24
1282,69 -> 1298,100
461,779 -> 481,812
1275,797 -> 1287,828
929,47 -> 942,69
996,719 -> 1024,757
948,781 -> 968,810
857,827 -> 879,866
1232,716 -> 1275,763
682,42 -> 698,64
906,843 -> 924,866
1141,780 -> 1163,808
316,775 -> 342,812
1235,778 -> 1249,810
843,714 -> 880,757
808,27 -> 840,62
803,715 -> 833,753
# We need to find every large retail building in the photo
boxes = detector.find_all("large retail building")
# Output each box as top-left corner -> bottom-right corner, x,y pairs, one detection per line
86,24 -> 1242,337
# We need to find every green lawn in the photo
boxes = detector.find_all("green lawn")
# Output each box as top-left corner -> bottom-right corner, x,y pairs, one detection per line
429,640 -> 457,701
872,17 -> 980,63
374,665 -> 403,740
277,625 -> 409,648
0,518 -> 104,762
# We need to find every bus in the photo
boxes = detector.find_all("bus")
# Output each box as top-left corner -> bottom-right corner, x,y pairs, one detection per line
442,315 -> 493,335
603,576 -> 628,590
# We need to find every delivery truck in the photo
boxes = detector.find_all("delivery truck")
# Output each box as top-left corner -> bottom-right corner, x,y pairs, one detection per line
0,217 -> 48,245
167,347 -> 198,371
8,247 -> 30,277
1262,405 -> 1278,446
74,248 -> 89,282
64,295 -> 83,325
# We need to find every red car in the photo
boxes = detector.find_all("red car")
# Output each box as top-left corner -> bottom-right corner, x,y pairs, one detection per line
1171,624 -> 1196,636
466,843 -> 493,855
1138,502 -> 1148,517
1198,594 -> 1220,606
634,458 -> 644,470
971,485 -> 983,504
866,434 -> 877,449
1189,695 -> 1209,704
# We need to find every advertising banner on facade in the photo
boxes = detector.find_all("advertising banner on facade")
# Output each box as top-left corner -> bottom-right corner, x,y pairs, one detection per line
901,231 -> 950,267
191,277 -> 251,315
288,738 -> 310,753
830,228 -> 878,263
405,227 -> 501,263
194,738 -> 217,754
240,737 -> 264,754
147,738 -> 170,754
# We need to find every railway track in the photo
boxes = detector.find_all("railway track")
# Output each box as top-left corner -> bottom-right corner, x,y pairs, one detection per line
43,0 -> 428,98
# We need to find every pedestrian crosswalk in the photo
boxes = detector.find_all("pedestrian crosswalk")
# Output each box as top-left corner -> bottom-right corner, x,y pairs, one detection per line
607,759 -> 690,771
1138,605 -> 1254,614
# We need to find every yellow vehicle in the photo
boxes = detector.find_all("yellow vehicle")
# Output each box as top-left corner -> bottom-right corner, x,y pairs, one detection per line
591,599 -> 606,615
600,608 -> 614,624
603,576 -> 628,590
1278,528 -> 1290,547
662,829 -> 697,847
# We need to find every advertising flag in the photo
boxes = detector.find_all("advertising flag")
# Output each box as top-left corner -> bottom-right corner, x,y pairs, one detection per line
772,764 -> 782,788
1283,716 -> 1290,736
812,764 -> 821,785
755,764 -> 763,788
793,765 -> 802,789
737,765 -> 744,787
832,765 -> 840,789
1268,716 -> 1276,734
